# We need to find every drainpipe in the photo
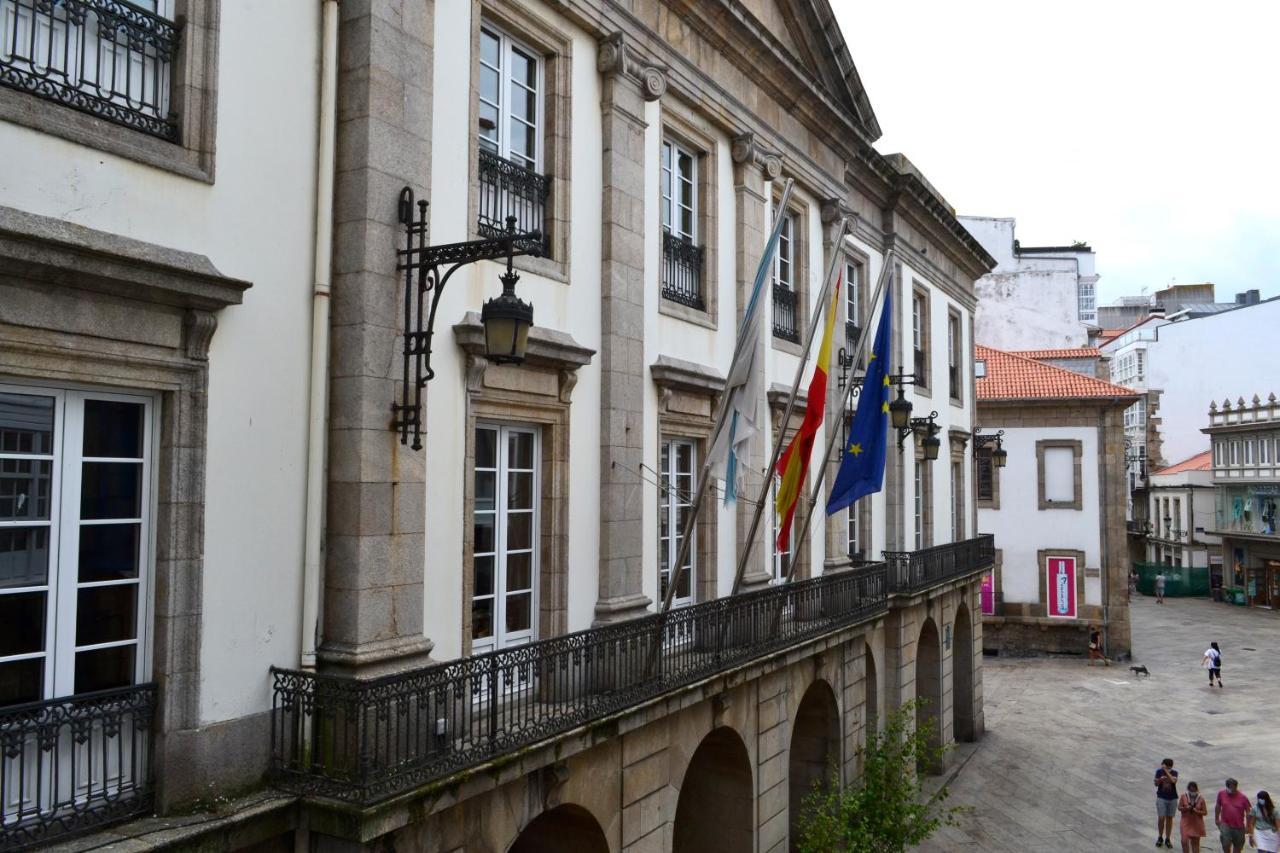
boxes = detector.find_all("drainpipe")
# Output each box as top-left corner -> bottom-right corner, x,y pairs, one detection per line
300,0 -> 339,668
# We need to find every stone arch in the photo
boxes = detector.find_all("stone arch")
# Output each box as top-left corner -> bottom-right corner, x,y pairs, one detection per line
953,603 -> 975,743
788,679 -> 840,852
674,726 -> 753,853
508,803 -> 610,853
864,642 -> 879,736
915,616 -> 943,774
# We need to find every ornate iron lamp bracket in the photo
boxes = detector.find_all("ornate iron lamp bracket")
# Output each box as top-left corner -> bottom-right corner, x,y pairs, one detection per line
391,187 -> 543,449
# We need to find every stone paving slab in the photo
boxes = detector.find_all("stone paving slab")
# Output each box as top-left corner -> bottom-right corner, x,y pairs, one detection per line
917,596 -> 1280,851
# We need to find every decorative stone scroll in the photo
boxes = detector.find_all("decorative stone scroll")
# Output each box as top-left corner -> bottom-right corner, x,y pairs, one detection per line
597,32 -> 667,101
731,132 -> 782,181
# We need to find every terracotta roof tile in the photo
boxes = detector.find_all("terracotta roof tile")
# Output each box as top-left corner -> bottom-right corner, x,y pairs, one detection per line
1151,450 -> 1212,476
976,345 -> 1139,401
1011,348 -> 1101,359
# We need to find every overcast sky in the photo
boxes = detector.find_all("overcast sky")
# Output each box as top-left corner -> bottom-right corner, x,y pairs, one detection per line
835,0 -> 1280,305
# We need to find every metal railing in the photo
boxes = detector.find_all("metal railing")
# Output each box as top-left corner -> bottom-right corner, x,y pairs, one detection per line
0,0 -> 179,140
660,231 -> 705,309
772,283 -> 800,342
845,320 -> 861,348
0,684 -> 156,851
272,564 -> 889,805
477,149 -> 550,252
883,534 -> 995,596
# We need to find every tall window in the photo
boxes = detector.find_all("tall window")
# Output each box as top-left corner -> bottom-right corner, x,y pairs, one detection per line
845,260 -> 862,344
478,26 -> 541,170
1262,438 -> 1272,465
911,290 -> 929,386
947,311 -> 962,401
951,460 -> 964,541
772,475 -> 790,583
772,212 -> 799,341
913,459 -> 930,550
1078,279 -> 1096,322
660,139 -> 705,308
774,212 -> 794,290
472,424 -> 539,654
975,448 -> 995,504
1214,441 -> 1224,467
1230,441 -> 1240,466
846,500 -> 861,560
0,386 -> 154,707
658,438 -> 695,608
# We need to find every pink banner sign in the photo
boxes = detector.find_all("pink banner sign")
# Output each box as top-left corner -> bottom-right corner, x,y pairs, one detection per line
980,572 -> 995,616
1046,556 -> 1077,619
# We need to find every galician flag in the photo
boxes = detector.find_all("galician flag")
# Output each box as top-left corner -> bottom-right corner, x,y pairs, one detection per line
827,282 -> 892,515
774,271 -> 842,550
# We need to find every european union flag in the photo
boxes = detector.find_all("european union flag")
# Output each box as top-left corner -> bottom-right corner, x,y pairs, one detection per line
827,284 -> 892,515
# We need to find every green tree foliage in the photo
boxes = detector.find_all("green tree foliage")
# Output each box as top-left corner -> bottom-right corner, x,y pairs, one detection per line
795,700 -> 962,853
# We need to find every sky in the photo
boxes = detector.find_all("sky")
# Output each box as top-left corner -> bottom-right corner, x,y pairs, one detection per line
833,0 -> 1280,306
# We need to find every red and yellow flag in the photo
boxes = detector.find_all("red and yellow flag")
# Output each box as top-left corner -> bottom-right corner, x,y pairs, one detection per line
775,271 -> 842,551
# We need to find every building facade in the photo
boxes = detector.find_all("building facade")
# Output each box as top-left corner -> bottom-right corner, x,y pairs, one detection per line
974,346 -> 1135,657
1205,395 -> 1280,609
0,1 -> 997,850
1145,451 -> 1218,574
958,216 -> 1098,351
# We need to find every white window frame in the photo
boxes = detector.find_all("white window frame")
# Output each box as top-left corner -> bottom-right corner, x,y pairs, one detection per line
471,423 -> 540,655
947,312 -> 961,400
0,383 -> 156,705
844,260 -> 861,330
660,139 -> 697,244
1231,440 -> 1240,466
846,500 -> 861,560
658,437 -> 696,608
1262,438 -> 1272,465
951,459 -> 963,541
771,475 -> 790,584
477,24 -> 543,172
773,211 -> 795,291
1078,279 -> 1096,322
1245,439 -> 1255,465
914,459 -> 925,550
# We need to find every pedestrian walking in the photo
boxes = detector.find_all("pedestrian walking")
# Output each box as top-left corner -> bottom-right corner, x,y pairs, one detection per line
1178,781 -> 1208,853
1249,790 -> 1279,853
1156,758 -> 1180,848
1202,642 -> 1224,688
1215,777 -> 1251,853
1156,571 -> 1167,603
1088,625 -> 1109,666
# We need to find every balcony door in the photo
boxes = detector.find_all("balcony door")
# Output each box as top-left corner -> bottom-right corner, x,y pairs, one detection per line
472,424 -> 539,655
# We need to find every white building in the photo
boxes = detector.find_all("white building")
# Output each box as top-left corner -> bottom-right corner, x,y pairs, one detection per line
958,216 -> 1098,351
974,345 -> 1136,656
1146,451 -> 1217,572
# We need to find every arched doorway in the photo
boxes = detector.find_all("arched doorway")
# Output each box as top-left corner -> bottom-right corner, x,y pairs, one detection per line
508,804 -> 609,853
789,680 -> 840,852
674,726 -> 753,853
953,604 -> 975,743
864,643 -> 879,736
915,617 -> 943,774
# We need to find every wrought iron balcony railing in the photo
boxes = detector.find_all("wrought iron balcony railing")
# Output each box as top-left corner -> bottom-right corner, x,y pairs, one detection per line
0,0 -> 179,140
0,683 -> 156,850
883,534 -> 995,596
845,320 -> 861,347
660,231 -> 705,309
271,563 -> 889,805
477,149 -> 550,252
773,283 -> 800,343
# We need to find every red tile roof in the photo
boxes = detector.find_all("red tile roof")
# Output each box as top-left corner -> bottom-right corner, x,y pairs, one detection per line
1011,348 -> 1101,359
976,345 -> 1139,401
1151,450 -> 1212,476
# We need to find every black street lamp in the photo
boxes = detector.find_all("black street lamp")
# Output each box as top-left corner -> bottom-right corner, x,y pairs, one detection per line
974,427 -> 1007,468
392,187 -> 543,449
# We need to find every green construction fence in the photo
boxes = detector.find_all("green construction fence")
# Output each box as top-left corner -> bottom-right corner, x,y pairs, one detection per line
1135,562 -> 1211,597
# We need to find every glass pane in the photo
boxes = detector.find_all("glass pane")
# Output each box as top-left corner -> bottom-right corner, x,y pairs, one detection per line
80,462 -> 142,519
476,428 -> 497,469
510,47 -> 536,89
505,592 -> 531,633
510,85 -> 530,127
471,599 -> 494,640
475,471 -> 496,513
662,141 -> 671,171
0,458 -> 51,520
480,29 -> 500,68
506,511 -> 532,551
508,432 -> 533,469
480,65 -> 499,104
474,513 -> 496,555
0,658 -> 43,707
0,591 -> 46,656
507,471 -> 533,510
0,392 -> 54,455
509,118 -> 535,162
506,551 -> 531,592
78,523 -> 140,582
474,555 -> 494,597
82,400 -> 144,458
681,207 -> 693,239
0,527 -> 50,589
677,565 -> 691,598
479,103 -> 499,150
75,584 -> 138,646
74,644 -> 135,694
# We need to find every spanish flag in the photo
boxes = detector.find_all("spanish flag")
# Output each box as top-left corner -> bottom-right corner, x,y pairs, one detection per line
774,272 -> 842,551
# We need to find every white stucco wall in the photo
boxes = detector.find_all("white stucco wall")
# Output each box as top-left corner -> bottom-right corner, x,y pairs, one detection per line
977,425 -> 1102,608
0,4 -> 322,724
1147,300 -> 1280,465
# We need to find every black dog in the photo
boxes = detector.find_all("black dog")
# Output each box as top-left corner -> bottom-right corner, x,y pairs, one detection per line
1130,664 -> 1150,677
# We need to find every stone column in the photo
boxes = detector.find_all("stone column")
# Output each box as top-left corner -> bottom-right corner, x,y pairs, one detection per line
730,133 -> 781,592
593,33 -> 665,624
319,0 -> 434,674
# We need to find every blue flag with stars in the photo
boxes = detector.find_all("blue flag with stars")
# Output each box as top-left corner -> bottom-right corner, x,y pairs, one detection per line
827,284 -> 892,515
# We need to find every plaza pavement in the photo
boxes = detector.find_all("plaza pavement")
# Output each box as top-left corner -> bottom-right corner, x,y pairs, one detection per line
917,595 -> 1280,851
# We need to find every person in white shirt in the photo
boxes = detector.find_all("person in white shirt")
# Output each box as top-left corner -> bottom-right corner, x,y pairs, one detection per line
1201,642 -> 1223,688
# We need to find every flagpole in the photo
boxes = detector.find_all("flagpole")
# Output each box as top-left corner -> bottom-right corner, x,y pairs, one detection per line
728,216 -> 853,596
656,180 -> 795,615
781,250 -> 897,584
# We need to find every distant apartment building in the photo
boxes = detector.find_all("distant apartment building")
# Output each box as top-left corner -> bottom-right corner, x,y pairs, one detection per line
958,216 -> 1098,350
1146,451 -> 1218,575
